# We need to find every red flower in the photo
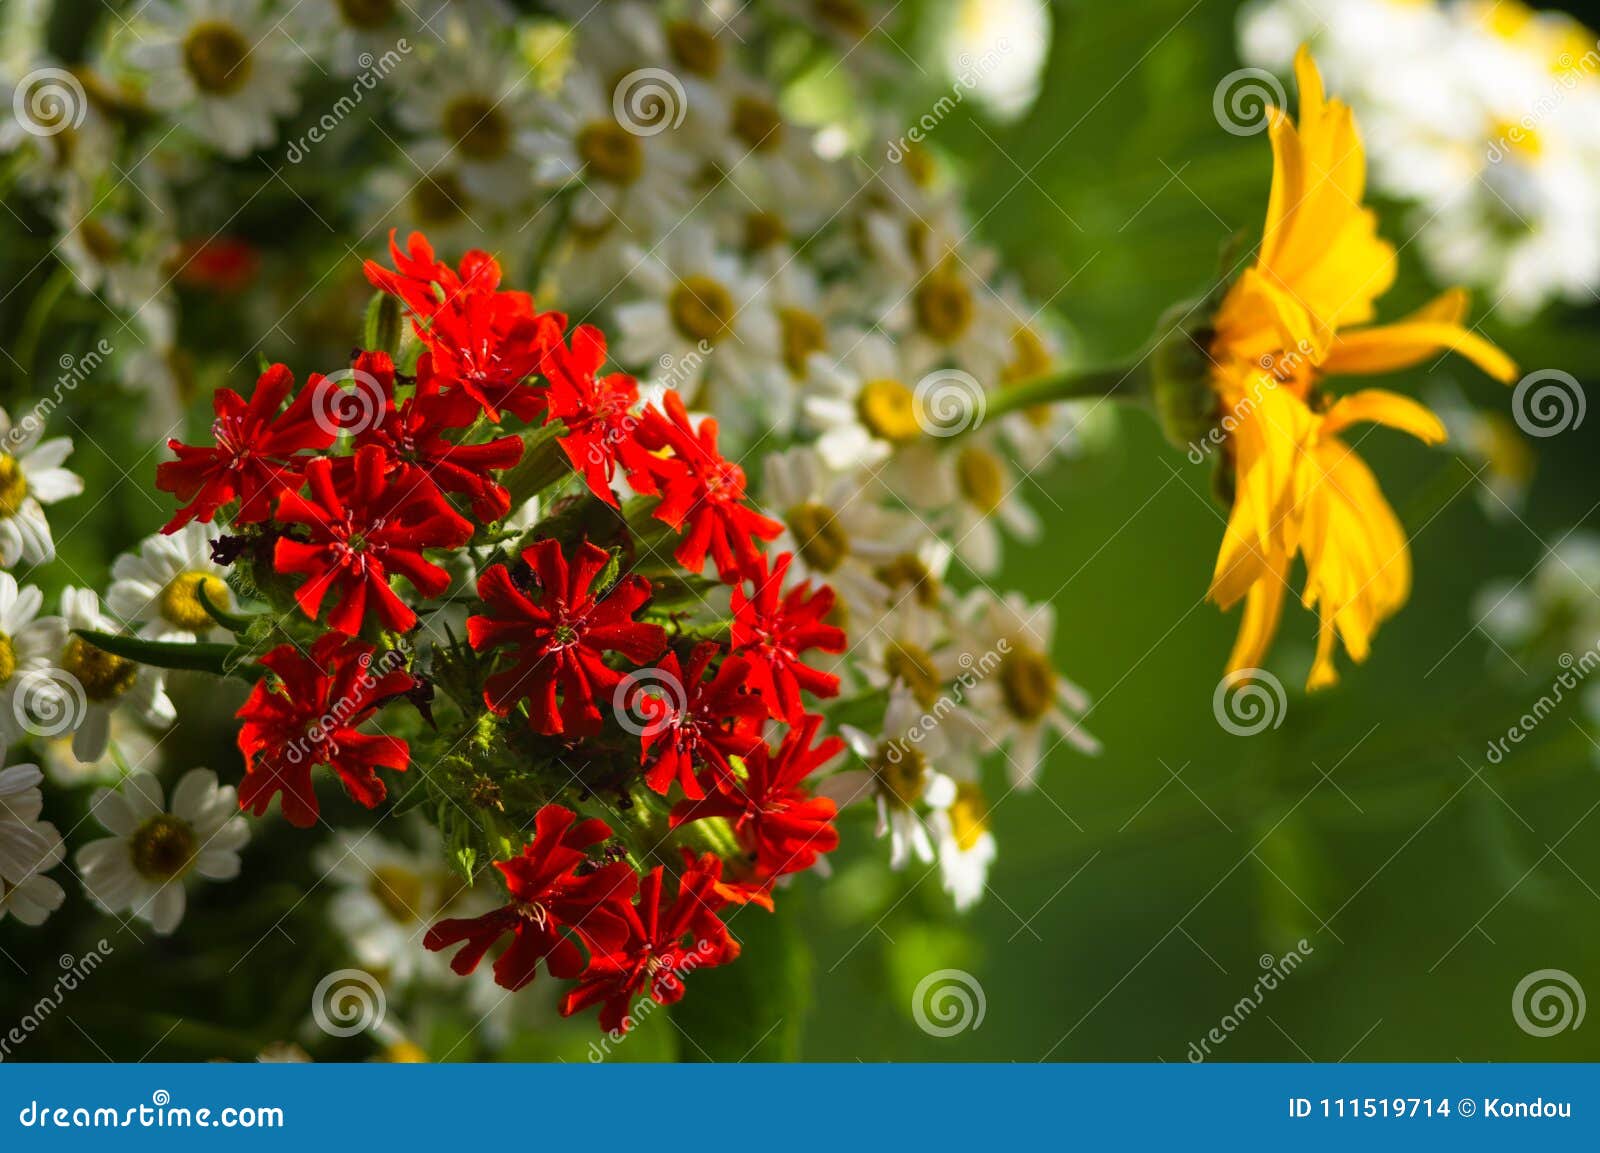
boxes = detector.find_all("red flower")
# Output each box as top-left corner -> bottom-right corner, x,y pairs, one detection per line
559,852 -> 740,1033
637,391 -> 782,582
273,444 -> 473,635
363,231 -> 563,422
731,552 -> 847,720
337,351 -> 524,522
175,235 -> 259,293
235,634 -> 413,828
671,714 -> 844,889
424,804 -> 638,991
540,324 -> 656,507
156,363 -> 334,531
469,538 -> 667,736
633,642 -> 766,799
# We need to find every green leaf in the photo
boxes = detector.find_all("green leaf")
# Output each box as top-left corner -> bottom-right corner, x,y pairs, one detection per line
670,897 -> 811,1060
363,290 -> 403,357
71,629 -> 260,680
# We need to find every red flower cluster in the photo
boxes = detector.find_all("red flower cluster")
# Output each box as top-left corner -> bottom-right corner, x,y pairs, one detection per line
159,230 -> 857,1032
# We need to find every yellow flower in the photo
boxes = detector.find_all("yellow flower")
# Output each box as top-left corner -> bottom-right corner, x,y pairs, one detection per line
1207,47 -> 1516,689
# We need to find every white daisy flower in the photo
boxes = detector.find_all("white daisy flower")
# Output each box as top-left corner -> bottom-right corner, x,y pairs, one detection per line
707,72 -> 837,202
761,446 -> 912,612
76,768 -> 249,935
295,0 -> 424,76
107,521 -> 236,643
0,571 -> 67,746
938,0 -> 1051,120
0,758 -> 65,927
394,25 -> 544,208
0,405 -> 83,567
314,827 -> 479,987
820,687 -> 957,869
56,588 -> 176,764
127,0 -> 304,158
878,246 -> 1013,382
523,67 -> 700,233
871,533 -> 954,614
930,780 -> 997,911
958,589 -> 1098,789
364,143 -> 504,262
803,332 -> 927,471
891,435 -> 1040,575
614,224 -> 781,408
40,711 -> 162,789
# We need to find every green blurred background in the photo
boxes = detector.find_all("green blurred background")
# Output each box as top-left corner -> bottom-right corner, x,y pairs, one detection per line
3,0 -> 1599,1061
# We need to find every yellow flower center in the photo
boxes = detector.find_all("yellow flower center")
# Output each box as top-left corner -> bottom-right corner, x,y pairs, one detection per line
731,95 -> 784,153
999,642 -> 1056,724
856,378 -> 923,443
778,306 -> 827,378
947,782 -> 989,852
412,171 -> 469,224
442,95 -> 510,161
334,0 -> 396,29
956,447 -> 1005,514
873,742 -> 926,808
901,140 -> 936,188
1004,324 -> 1053,384
875,552 -> 941,608
79,219 -> 123,264
368,864 -> 427,924
815,0 -> 872,38
883,641 -> 941,709
786,502 -> 849,573
577,119 -> 644,184
130,814 -> 197,882
669,274 -> 735,344
0,456 -> 28,518
0,632 -> 15,686
666,20 -> 724,76
182,21 -> 253,96
914,264 -> 974,342
744,210 -> 787,252
1490,116 -> 1543,159
160,571 -> 227,632
60,636 -> 138,703
382,1040 -> 428,1063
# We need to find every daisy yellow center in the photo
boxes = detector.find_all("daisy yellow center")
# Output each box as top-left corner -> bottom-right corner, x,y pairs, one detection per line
956,447 -> 1005,514
79,219 -> 123,264
443,95 -> 510,162
876,553 -> 940,608
778,307 -> 827,378
731,95 -> 784,153
60,636 -> 138,703
669,274 -> 735,344
369,864 -> 426,923
666,20 -> 723,76
745,210 -> 787,252
999,642 -> 1055,724
873,742 -> 926,808
1004,324 -> 1053,384
815,0 -> 872,38
884,641 -> 941,709
914,265 -> 974,342
786,502 -> 848,573
947,782 -> 989,852
856,378 -> 923,443
161,571 -> 226,632
577,119 -> 644,184
0,632 -> 15,685
1490,116 -> 1542,159
412,172 -> 469,224
182,21 -> 253,96
0,455 -> 28,518
901,141 -> 936,188
335,0 -> 397,30
382,1040 -> 428,1063
130,814 -> 197,882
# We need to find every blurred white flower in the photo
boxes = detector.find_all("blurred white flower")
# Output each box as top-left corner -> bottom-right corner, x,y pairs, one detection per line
0,406 -> 83,567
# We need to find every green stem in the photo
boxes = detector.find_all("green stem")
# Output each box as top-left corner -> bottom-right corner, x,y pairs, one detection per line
14,264 -> 75,385
980,359 -> 1147,424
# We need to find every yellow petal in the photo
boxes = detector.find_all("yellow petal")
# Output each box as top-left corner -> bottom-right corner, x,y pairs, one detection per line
1225,548 -> 1291,673
1322,292 -> 1518,383
1320,389 -> 1448,445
